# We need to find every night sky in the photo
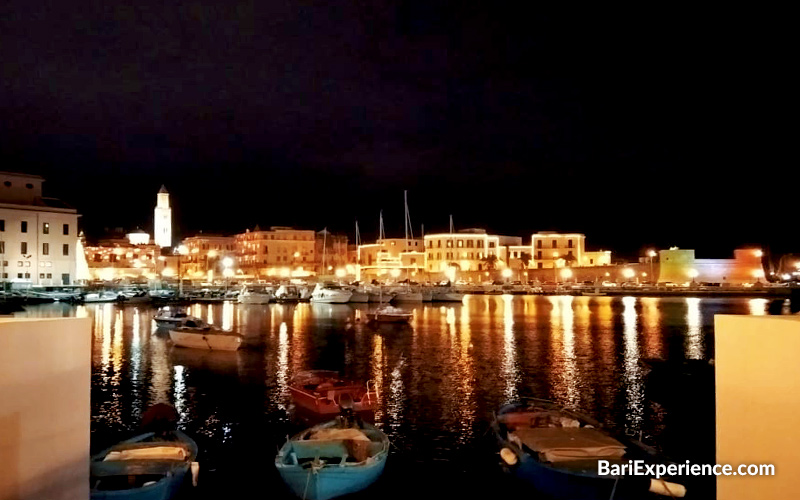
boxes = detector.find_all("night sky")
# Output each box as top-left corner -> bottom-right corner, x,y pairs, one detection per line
1,4 -> 794,259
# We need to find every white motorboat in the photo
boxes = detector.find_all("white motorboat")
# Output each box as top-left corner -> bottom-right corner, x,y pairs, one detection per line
237,285 -> 275,304
310,283 -> 353,304
154,307 -> 193,327
169,317 -> 243,351
368,305 -> 413,324
389,286 -> 423,303
347,286 -> 369,303
431,288 -> 465,302
82,291 -> 123,303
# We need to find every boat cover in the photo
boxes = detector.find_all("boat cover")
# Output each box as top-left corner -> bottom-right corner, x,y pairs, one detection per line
309,428 -> 370,442
510,427 -> 626,463
103,446 -> 189,461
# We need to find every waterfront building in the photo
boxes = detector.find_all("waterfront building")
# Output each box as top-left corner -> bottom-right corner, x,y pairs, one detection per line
154,185 -> 172,248
180,235 -> 236,281
315,229 -> 349,276
233,226 -> 316,279
531,231 -> 585,269
0,171 -> 79,287
423,229 -> 507,282
83,230 -> 166,282
658,247 -> 764,285
358,237 -> 425,282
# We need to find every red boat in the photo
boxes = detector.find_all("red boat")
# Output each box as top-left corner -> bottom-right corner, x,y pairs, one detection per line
289,370 -> 377,415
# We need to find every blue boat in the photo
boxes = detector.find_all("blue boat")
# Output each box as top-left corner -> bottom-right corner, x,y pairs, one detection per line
275,418 -> 389,500
90,430 -> 199,500
492,400 -> 687,499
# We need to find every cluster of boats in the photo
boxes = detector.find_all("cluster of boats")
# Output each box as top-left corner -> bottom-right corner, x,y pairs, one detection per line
90,387 -> 688,500
236,283 -> 464,305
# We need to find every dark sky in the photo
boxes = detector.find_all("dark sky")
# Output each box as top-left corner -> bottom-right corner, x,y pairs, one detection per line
1,3 -> 795,259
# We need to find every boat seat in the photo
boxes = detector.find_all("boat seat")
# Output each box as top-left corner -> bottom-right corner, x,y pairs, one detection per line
510,427 -> 627,463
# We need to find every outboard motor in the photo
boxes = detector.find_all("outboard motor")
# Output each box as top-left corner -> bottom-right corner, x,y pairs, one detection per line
338,392 -> 355,427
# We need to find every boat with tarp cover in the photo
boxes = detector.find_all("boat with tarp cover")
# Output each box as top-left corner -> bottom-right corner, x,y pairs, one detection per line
492,399 -> 686,499
289,370 -> 377,415
275,417 -> 389,500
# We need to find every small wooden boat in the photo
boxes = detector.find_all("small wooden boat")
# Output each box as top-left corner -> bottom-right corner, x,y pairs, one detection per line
169,317 -> 243,351
275,418 -> 389,500
492,399 -> 686,499
368,305 -> 412,324
90,430 -> 199,499
289,370 -> 377,415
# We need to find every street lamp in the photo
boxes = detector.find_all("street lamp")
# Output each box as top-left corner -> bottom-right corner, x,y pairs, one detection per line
502,268 -> 513,282
688,268 -> 699,285
559,268 -> 572,283
647,250 -> 657,282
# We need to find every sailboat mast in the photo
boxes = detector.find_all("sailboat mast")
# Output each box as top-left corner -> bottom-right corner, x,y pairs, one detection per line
322,227 -> 327,275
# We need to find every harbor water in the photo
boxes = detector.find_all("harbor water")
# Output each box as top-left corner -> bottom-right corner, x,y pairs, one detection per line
19,295 -> 792,498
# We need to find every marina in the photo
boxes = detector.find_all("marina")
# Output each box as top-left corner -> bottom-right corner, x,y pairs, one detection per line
14,294 -> 785,498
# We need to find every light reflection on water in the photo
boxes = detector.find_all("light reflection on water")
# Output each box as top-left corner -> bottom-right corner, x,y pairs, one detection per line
14,295 -> 785,497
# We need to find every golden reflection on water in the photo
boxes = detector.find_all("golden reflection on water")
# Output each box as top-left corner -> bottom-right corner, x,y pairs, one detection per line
685,298 -> 703,359
370,332 -> 385,425
173,364 -> 187,424
222,301 -> 234,331
549,295 -> 579,409
622,296 -> 644,431
748,298 -> 767,316
502,295 -> 518,402
276,321 -> 289,411
640,297 -> 664,359
131,308 -> 141,383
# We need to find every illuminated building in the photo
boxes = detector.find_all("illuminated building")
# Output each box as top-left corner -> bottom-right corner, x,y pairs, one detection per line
532,232 -> 585,269
234,227 -> 316,278
315,229 -> 349,276
154,185 -> 172,248
658,247 -> 765,285
83,230 -> 166,282
358,237 -> 425,281
180,235 -> 236,280
423,229 -> 512,282
0,171 -> 79,287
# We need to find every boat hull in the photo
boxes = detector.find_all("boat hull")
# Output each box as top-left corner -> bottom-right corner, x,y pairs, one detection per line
237,294 -> 272,304
289,387 -> 377,415
431,292 -> 464,302
169,330 -> 242,351
391,292 -> 423,303
277,456 -> 386,500
348,291 -> 369,303
90,431 -> 197,500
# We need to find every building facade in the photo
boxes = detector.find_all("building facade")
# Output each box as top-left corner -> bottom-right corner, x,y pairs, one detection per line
358,238 -> 425,281
83,231 -> 165,282
423,229 -> 506,282
180,235 -> 236,280
234,227 -> 316,279
315,229 -> 349,276
531,232 -> 586,269
0,171 -> 79,287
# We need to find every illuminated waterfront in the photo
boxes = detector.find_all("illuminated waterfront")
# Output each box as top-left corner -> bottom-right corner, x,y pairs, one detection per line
18,295 -> 791,498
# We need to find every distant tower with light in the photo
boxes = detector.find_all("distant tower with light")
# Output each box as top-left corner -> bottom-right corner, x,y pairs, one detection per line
154,185 -> 172,248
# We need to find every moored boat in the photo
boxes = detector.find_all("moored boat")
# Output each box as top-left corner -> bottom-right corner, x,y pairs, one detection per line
169,317 -> 243,351
153,307 -> 192,327
237,285 -> 274,304
310,283 -> 352,304
275,418 -> 389,500
492,399 -> 686,499
90,429 -> 199,499
368,305 -> 412,324
275,284 -> 301,303
431,287 -> 465,302
289,370 -> 377,415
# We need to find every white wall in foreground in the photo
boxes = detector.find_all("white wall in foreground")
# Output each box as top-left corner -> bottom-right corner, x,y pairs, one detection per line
0,317 -> 91,500
715,314 -> 800,500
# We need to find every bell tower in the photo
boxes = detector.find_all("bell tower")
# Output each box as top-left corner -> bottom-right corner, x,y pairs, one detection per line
154,185 -> 172,248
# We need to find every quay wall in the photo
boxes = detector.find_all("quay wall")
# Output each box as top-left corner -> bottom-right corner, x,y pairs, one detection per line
0,317 -> 91,500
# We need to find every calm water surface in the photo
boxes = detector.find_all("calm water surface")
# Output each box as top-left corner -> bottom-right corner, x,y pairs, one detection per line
18,296 -> 793,499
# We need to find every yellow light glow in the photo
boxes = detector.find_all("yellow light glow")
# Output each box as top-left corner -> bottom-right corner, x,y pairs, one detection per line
754,250 -> 763,258
390,269 -> 401,278
294,252 -> 300,258
648,250 -> 657,257
222,257 -> 233,268
161,267 -> 176,277
688,269 -> 699,278
208,250 -> 218,258
560,268 -> 572,279
177,245 -> 188,255
502,268 -> 513,278
623,268 -> 635,279
335,268 -> 346,278
223,268 -> 234,278
752,269 -> 765,278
